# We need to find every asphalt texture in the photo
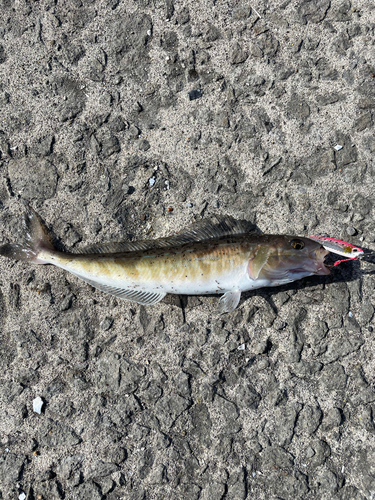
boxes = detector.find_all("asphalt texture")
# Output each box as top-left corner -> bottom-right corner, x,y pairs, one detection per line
0,1 -> 375,499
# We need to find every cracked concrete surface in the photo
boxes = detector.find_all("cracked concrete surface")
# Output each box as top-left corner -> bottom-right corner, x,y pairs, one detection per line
0,0 -> 375,499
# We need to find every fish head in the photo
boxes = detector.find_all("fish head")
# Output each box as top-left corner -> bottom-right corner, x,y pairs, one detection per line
250,236 -> 330,282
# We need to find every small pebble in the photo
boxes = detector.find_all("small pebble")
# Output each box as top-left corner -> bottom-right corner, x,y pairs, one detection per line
139,139 -> 150,151
19,493 -> 26,500
128,124 -> 140,138
305,446 -> 315,458
256,357 -> 270,370
252,339 -> 269,355
149,178 -> 156,186
91,218 -> 102,235
33,397 -> 43,414
188,89 -> 202,101
60,294 -> 73,311
274,320 -> 287,330
237,343 -> 246,350
100,316 -> 114,331
346,226 -> 357,236
334,144 -> 343,151
348,311 -> 353,318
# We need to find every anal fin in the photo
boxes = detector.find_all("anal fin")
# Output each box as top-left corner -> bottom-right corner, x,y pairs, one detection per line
217,290 -> 241,314
73,274 -> 166,305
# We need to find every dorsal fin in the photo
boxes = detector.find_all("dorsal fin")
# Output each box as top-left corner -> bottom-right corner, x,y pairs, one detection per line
77,215 -> 256,255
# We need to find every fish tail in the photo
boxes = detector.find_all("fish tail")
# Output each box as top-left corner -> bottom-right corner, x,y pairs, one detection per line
0,202 -> 55,264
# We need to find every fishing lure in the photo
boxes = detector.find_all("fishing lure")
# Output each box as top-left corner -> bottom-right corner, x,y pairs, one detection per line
309,236 -> 364,266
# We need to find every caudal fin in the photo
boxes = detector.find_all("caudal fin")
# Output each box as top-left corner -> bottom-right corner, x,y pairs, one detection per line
0,202 -> 55,264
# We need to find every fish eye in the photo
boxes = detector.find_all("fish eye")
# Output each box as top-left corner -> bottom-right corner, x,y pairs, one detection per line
352,248 -> 359,253
291,239 -> 305,250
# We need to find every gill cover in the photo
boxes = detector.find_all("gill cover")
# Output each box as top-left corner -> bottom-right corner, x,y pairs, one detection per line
248,246 -> 270,280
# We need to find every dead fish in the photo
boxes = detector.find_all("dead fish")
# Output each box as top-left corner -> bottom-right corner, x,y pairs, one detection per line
0,204 -> 330,313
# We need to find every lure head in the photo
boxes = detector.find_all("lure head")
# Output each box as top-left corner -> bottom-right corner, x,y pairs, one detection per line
249,236 -> 330,282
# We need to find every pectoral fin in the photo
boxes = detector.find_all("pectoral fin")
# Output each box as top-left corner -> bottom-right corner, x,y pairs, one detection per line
248,246 -> 270,280
217,290 -> 241,314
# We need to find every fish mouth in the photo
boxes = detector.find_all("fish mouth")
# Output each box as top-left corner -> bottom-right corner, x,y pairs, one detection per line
307,247 -> 330,275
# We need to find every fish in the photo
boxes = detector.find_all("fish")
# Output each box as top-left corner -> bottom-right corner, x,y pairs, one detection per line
308,236 -> 364,266
0,204 -> 330,313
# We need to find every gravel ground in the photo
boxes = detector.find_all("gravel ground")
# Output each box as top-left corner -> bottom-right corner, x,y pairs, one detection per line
0,0 -> 375,499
